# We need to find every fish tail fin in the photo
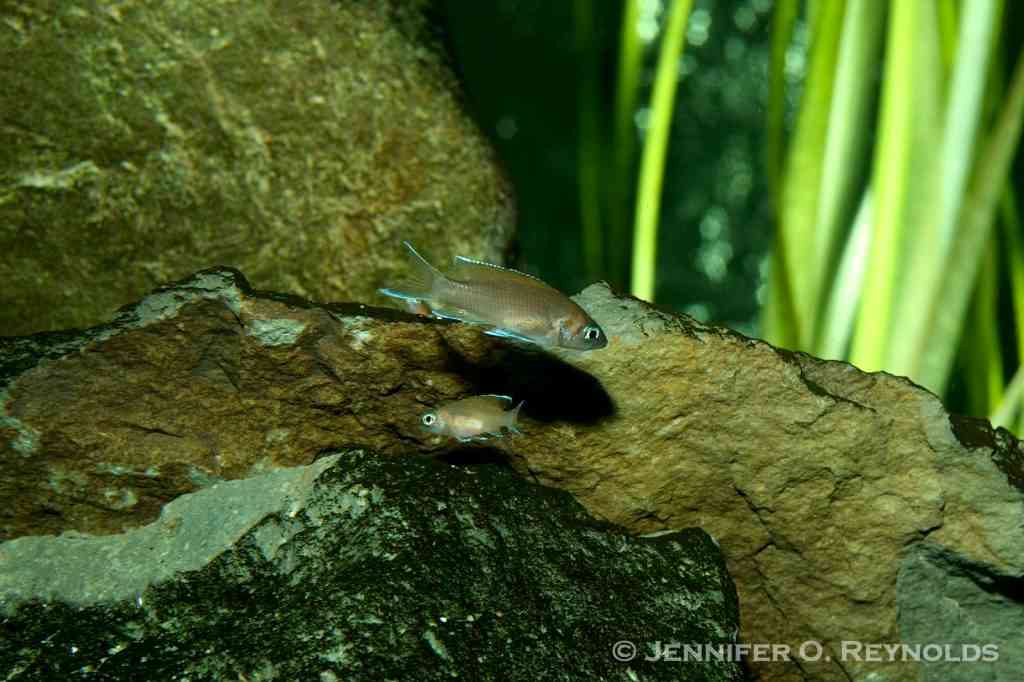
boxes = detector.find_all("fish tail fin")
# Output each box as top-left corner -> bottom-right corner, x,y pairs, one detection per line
378,242 -> 447,302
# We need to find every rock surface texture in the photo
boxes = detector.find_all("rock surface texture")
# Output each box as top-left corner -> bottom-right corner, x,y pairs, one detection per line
0,0 -> 514,335
3,269 -> 1023,681
0,450 -> 742,681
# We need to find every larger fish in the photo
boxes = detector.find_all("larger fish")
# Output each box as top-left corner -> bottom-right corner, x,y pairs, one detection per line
421,394 -> 524,442
379,242 -> 608,350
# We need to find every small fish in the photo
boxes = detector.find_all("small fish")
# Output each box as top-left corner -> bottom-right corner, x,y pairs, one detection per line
421,394 -> 525,442
379,241 -> 607,350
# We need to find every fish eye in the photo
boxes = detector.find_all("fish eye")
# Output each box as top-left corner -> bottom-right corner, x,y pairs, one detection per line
584,326 -> 601,341
422,413 -> 436,426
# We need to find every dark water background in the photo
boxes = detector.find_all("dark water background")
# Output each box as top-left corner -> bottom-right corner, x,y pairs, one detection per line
440,0 -> 777,336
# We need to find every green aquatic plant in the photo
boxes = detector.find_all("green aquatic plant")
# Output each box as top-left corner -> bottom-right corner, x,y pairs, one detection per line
995,190 -> 1024,432
763,0 -> 1024,429
572,0 -> 693,299
608,0 -> 644,291
630,0 -> 694,302
572,0 -> 1023,430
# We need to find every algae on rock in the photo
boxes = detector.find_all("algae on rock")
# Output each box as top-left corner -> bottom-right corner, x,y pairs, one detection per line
0,0 -> 514,335
0,450 -> 742,682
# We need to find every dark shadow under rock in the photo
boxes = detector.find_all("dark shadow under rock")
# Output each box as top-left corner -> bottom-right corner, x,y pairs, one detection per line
436,445 -> 518,469
441,345 -> 616,425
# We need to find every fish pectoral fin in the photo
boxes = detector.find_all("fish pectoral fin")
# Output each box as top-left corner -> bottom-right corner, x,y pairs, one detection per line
378,288 -> 422,302
430,307 -> 491,326
483,327 -> 538,344
431,309 -> 473,322
456,435 -> 492,443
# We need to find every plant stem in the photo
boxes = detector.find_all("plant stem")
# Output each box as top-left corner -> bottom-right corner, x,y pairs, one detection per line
630,0 -> 693,302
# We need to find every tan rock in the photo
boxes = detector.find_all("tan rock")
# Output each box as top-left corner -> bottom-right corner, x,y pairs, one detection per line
2,270 -> 1022,681
0,0 -> 513,336
515,286 -> 1024,682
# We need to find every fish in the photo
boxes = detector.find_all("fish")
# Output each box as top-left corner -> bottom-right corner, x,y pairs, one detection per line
379,241 -> 607,350
420,394 -> 525,442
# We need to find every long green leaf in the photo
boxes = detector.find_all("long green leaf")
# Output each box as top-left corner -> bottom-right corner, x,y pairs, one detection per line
919,49 -> 1024,394
761,0 -> 799,347
937,0 -> 958,74
888,0 -> 998,382
808,0 -> 886,352
818,188 -> 873,359
849,0 -> 942,373
982,242 -> 1004,411
962,239 -> 1003,417
630,0 -> 693,302
608,0 -> 643,292
776,0 -> 846,346
765,0 -> 799,213
996,188 -> 1024,431
992,364 -> 1024,431
761,247 -> 799,348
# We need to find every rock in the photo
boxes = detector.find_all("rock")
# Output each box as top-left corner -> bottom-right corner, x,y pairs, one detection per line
0,450 -> 742,682
3,268 -> 1023,681
0,0 -> 514,336
0,267 -> 485,540
521,286 -> 1024,682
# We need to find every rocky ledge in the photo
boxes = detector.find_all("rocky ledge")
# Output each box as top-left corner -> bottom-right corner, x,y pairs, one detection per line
2,268 -> 1023,681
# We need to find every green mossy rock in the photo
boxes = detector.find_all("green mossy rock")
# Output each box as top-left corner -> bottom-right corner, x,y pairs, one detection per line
0,451 -> 742,681
0,0 -> 514,336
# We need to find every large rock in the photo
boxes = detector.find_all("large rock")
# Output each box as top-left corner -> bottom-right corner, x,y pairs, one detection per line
3,268 -> 1023,681
0,267 -> 498,540
517,289 -> 1024,682
0,0 -> 513,336
0,449 -> 741,681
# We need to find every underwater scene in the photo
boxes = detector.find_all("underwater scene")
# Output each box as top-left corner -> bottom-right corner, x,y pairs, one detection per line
2,1 -> 1023,680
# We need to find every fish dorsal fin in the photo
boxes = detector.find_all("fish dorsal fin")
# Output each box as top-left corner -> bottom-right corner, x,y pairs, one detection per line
451,256 -> 553,290
480,394 -> 514,403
